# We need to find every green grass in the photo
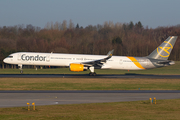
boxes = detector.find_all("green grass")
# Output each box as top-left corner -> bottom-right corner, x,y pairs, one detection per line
0,78 -> 180,90
1,61 -> 180,75
0,62 -> 180,90
0,99 -> 180,120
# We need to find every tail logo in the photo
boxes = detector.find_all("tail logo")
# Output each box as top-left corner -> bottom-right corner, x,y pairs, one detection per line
157,41 -> 173,57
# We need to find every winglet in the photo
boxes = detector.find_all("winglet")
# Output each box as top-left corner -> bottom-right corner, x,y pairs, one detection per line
107,49 -> 114,57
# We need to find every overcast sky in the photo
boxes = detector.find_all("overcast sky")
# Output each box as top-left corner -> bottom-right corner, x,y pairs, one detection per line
0,0 -> 180,29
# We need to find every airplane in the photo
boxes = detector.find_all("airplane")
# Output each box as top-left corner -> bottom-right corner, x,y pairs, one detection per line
3,36 -> 178,76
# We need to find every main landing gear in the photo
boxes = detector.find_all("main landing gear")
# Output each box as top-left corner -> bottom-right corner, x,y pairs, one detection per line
89,72 -> 96,76
18,64 -> 23,74
89,66 -> 96,76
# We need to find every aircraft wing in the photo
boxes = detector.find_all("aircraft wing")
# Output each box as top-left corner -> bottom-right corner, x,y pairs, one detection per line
81,50 -> 114,68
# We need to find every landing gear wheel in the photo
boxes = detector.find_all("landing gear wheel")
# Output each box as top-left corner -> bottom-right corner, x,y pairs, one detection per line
20,70 -> 23,74
92,72 -> 96,76
89,72 -> 92,76
89,72 -> 96,76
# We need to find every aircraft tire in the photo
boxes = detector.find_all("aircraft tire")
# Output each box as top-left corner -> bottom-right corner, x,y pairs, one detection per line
89,72 -> 96,76
93,72 -> 96,76
20,70 -> 23,74
89,72 -> 92,76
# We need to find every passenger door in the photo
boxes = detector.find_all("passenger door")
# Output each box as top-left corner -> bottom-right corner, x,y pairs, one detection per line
46,55 -> 50,62
17,54 -> 21,61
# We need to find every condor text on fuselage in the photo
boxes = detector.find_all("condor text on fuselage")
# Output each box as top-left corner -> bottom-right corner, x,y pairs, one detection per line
21,54 -> 46,61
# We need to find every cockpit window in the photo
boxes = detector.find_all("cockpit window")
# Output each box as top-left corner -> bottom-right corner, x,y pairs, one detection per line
7,56 -> 13,58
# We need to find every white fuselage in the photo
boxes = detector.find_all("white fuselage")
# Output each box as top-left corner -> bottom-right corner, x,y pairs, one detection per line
3,52 -> 156,70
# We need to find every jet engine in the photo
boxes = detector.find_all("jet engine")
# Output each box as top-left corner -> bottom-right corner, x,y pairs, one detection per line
69,63 -> 86,72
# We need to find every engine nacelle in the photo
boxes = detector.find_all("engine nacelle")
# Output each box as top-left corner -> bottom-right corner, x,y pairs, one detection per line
69,63 -> 85,72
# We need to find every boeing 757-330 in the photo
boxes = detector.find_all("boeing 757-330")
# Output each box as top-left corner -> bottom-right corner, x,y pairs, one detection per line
3,36 -> 178,75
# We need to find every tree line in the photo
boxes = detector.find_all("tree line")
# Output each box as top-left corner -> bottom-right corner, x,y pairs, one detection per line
0,20 -> 180,68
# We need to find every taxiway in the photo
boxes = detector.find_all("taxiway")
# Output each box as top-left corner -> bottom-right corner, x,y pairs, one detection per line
0,90 -> 180,108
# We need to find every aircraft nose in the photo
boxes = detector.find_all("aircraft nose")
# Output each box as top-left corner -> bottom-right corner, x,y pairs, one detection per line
3,58 -> 8,63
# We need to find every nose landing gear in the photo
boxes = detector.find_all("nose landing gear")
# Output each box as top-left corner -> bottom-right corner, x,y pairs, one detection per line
20,70 -> 23,74
18,64 -> 23,74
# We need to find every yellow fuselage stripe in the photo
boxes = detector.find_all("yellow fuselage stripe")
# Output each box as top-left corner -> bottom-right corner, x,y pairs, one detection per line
127,56 -> 145,69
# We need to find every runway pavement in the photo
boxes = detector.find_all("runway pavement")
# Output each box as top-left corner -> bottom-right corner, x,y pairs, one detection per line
1,74 -> 180,78
0,90 -> 180,108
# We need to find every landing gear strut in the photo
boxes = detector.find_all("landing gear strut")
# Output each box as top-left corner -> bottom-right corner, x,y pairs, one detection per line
18,64 -> 23,74
89,66 -> 96,76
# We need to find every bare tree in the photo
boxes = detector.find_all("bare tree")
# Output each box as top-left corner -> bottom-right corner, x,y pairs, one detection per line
69,19 -> 74,29
103,21 -> 109,28
62,20 -> 67,30
51,21 -> 54,30
54,21 -> 59,30
109,21 -> 114,28
44,22 -> 51,30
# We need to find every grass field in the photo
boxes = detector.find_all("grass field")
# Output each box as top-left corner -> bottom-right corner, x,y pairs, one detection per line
0,61 -> 180,75
0,62 -> 180,90
0,78 -> 180,90
0,99 -> 180,120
